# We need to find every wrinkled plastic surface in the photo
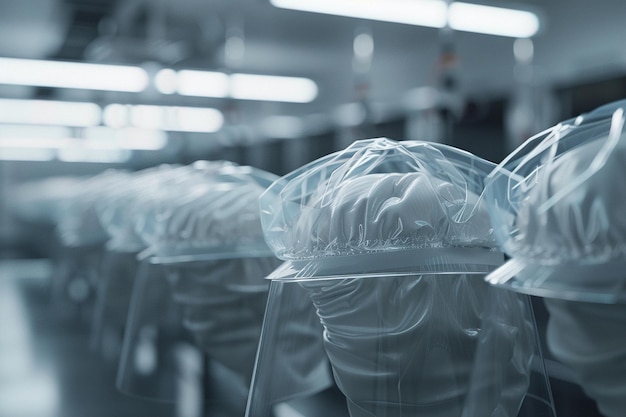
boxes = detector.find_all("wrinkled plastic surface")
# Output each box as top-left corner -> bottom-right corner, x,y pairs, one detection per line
260,138 -> 498,277
97,161 -> 235,251
97,163 -> 191,252
116,260 -> 195,402
91,250 -> 141,361
484,99 -> 626,303
165,257 -> 279,384
119,163 -> 330,413
248,138 -> 555,417
136,163 -> 277,259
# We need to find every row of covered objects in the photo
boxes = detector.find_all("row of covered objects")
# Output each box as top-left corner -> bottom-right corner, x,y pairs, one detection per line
12,99 -> 626,417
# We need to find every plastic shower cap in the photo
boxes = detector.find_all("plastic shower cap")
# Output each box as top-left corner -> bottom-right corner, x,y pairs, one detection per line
137,162 -> 279,260
260,137 -> 502,280
484,99 -> 626,302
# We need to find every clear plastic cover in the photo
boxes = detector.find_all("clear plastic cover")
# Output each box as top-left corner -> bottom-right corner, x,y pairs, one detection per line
118,163 -> 327,413
135,163 -> 278,260
260,138 -> 498,276
484,99 -> 626,303
91,250 -> 141,361
96,163 -> 191,253
247,138 -> 555,417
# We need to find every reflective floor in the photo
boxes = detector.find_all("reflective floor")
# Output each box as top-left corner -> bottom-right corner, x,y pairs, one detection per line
0,259 -> 174,417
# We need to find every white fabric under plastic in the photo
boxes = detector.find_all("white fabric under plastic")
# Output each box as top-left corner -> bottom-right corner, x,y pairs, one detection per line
135,163 -> 277,260
484,99 -> 626,302
484,100 -> 626,417
165,257 -> 279,382
261,138 -> 497,262
545,300 -> 626,417
249,138 -> 555,417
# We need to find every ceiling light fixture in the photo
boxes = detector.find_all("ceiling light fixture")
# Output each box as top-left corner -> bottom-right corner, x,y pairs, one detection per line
0,99 -> 101,127
156,69 -> 318,103
0,125 -> 167,152
103,104 -> 224,133
270,0 -> 540,38
0,57 -> 149,92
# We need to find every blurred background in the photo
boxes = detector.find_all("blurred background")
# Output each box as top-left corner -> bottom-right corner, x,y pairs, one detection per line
1,0 -> 624,416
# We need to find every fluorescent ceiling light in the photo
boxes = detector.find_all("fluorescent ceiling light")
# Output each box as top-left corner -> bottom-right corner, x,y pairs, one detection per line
0,57 -> 149,92
0,99 -> 101,127
0,125 -> 167,152
156,69 -> 318,103
271,0 -> 540,38
0,148 -> 56,161
272,0 -> 447,27
57,147 -> 132,163
176,70 -> 230,98
448,3 -> 539,38
85,127 -> 167,150
230,74 -> 318,103
104,104 -> 224,133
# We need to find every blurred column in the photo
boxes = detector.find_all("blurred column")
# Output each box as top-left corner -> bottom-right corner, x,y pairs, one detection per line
336,25 -> 375,150
505,38 -> 559,152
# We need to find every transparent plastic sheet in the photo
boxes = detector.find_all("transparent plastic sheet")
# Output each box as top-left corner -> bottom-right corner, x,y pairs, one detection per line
247,273 -> 555,417
97,161 -> 240,252
261,138 -> 496,261
248,138 -> 556,417
164,256 -> 279,384
483,100 -> 626,417
117,259 -> 194,402
484,99 -> 626,302
117,163 -> 300,414
90,249 -> 141,362
134,163 -> 278,259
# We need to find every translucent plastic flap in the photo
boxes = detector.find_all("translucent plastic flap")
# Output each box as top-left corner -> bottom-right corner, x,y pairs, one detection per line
246,276 -> 555,417
484,99 -> 626,301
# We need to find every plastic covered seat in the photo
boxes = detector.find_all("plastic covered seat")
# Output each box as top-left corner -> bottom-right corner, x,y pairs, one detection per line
484,99 -> 626,303
484,100 -> 626,417
92,163 -> 193,359
247,138 -> 556,417
118,162 -> 327,416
